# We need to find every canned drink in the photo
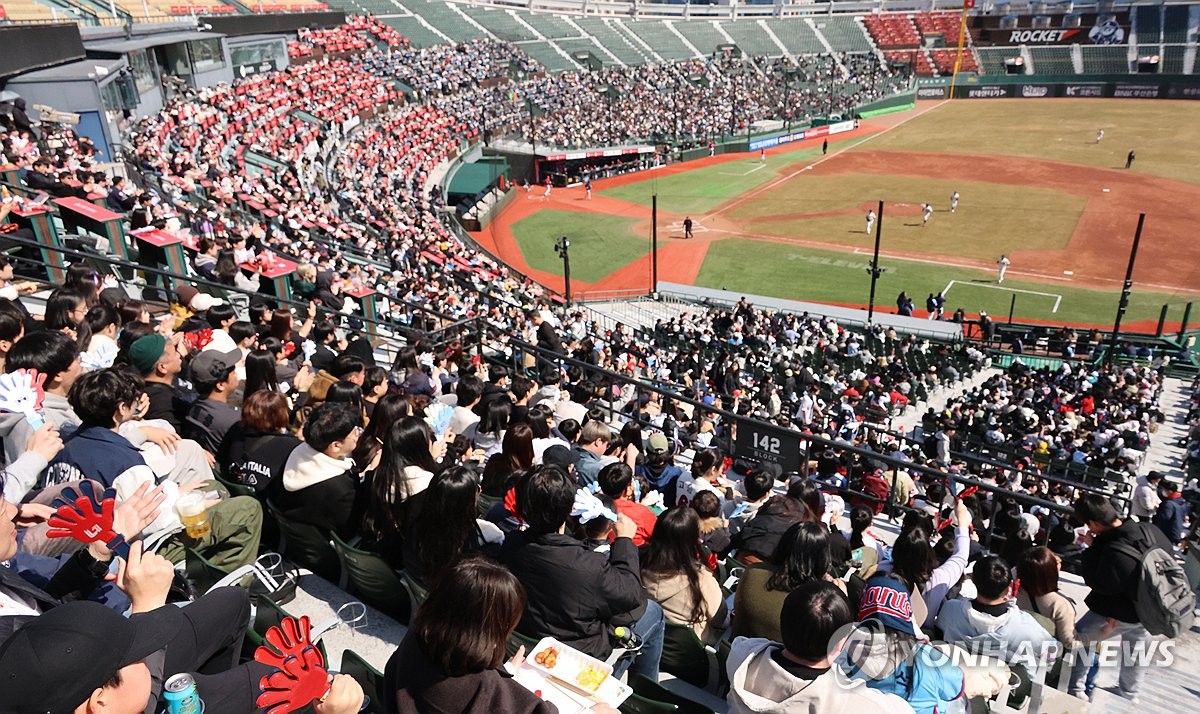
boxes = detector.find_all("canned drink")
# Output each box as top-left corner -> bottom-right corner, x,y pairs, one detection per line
163,673 -> 203,714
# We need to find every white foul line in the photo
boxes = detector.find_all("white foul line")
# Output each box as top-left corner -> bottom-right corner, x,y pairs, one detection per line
943,279 -> 1063,313
709,99 -> 952,220
718,163 -> 767,178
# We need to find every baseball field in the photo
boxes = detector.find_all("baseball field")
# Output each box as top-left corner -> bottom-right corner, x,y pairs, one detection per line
471,99 -> 1200,331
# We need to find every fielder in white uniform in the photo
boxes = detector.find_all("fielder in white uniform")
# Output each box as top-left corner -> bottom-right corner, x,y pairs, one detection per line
922,203 -> 933,226
997,254 -> 1010,284
866,210 -> 877,235
950,191 -> 959,213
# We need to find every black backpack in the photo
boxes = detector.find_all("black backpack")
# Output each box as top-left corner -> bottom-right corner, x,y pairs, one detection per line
1107,524 -> 1195,637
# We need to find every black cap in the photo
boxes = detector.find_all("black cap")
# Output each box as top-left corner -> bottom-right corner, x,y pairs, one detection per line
0,601 -> 179,714
542,444 -> 576,469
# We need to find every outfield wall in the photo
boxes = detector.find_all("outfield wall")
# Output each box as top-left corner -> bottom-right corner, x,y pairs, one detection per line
915,74 -> 1200,99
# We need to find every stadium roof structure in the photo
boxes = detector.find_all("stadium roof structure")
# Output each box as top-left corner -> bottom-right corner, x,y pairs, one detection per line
86,30 -> 225,53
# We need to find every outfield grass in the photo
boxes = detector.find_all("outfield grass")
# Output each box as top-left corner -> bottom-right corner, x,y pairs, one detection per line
694,238 -> 1188,327
869,99 -> 1200,186
599,147 -> 824,214
512,209 -> 648,283
725,174 -> 1084,262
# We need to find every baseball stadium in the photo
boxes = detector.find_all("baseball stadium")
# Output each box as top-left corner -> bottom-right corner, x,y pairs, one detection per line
3,0 -> 1200,713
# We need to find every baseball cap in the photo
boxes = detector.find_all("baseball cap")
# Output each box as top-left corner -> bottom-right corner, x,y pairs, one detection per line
843,388 -> 861,399
190,348 -> 241,384
857,575 -> 916,637
0,600 -> 179,714
128,334 -> 168,376
646,432 -> 669,456
542,444 -> 575,469
173,284 -> 224,312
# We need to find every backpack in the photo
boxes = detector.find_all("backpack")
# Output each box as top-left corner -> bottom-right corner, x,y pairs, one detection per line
1107,524 -> 1195,637
852,472 -> 890,515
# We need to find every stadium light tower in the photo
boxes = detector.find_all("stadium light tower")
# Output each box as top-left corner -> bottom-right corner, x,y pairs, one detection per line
555,236 -> 572,304
1104,213 -> 1145,366
866,200 -> 884,324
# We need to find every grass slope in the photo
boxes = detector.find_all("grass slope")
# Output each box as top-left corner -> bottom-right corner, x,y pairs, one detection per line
867,99 -> 1200,186
512,209 -> 649,283
727,174 -> 1084,262
694,238 -> 1187,326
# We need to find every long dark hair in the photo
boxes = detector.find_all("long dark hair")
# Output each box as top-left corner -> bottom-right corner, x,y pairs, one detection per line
481,422 -> 534,497
890,526 -> 937,591
641,507 -> 708,626
410,556 -> 526,677
408,466 -> 482,581
361,417 -> 437,547
766,522 -> 832,593
352,393 -> 412,471
243,349 -> 279,397
45,288 -> 91,350
476,399 -> 511,438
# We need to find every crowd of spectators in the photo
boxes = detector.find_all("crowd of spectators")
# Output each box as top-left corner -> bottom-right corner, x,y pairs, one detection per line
0,15 -> 1190,714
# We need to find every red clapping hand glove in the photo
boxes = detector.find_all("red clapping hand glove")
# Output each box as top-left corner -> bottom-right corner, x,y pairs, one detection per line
255,647 -> 330,714
256,616 -> 320,671
46,482 -> 128,558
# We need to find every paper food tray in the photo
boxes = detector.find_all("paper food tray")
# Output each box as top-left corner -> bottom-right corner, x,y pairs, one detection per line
526,637 -> 632,708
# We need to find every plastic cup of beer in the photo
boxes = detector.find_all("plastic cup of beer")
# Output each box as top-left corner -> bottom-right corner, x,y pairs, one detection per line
176,493 -> 211,540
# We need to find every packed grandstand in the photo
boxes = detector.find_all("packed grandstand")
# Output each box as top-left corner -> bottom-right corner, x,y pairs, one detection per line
0,2 -> 1198,714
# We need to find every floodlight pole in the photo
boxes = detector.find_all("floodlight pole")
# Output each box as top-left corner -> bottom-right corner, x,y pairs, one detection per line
555,236 -> 572,305
651,194 -> 659,295
1105,213 -> 1145,366
866,200 -> 884,324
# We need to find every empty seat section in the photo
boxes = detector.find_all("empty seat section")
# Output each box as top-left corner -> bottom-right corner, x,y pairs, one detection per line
1028,46 -> 1075,75
461,6 -> 533,42
674,20 -> 726,55
1079,45 -> 1130,74
719,20 -> 780,57
863,13 -> 920,49
575,17 -> 646,65
624,19 -> 694,61
382,16 -> 443,48
768,18 -> 826,54
814,16 -> 874,52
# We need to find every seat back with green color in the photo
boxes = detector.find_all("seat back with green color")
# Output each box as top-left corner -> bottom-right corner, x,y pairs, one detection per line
339,649 -> 386,714
330,533 -> 411,624
659,623 -> 712,688
628,674 -> 711,714
267,501 -> 340,582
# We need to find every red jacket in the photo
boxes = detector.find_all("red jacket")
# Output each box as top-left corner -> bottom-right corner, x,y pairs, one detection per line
614,498 -> 657,546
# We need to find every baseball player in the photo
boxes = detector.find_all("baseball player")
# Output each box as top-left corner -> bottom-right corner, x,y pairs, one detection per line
584,177 -> 592,200
997,254 -> 1010,284
760,148 -> 767,162
950,191 -> 960,213
922,203 -> 933,226
865,209 -> 876,235
543,176 -> 552,198
1095,128 -> 1104,143
683,216 -> 694,240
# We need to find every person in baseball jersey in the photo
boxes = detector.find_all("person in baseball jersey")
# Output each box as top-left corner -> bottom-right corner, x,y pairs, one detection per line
1095,128 -> 1104,143
922,203 -> 933,226
543,176 -> 553,198
584,177 -> 592,200
950,192 -> 959,213
997,254 -> 1010,284
866,209 -> 877,235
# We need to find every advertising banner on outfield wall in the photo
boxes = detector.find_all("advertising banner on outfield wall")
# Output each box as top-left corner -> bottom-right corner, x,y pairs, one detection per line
959,85 -> 1014,99
747,120 -> 857,152
1018,85 -> 1055,98
1112,84 -> 1164,98
971,12 -> 1130,45
1061,84 -> 1106,98
1168,84 -> 1200,99
917,86 -> 950,99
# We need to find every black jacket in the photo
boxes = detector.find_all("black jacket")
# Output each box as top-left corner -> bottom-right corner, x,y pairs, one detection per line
220,427 -> 301,494
1080,521 -> 1171,623
499,532 -> 645,659
0,550 -> 108,641
267,460 -> 361,538
385,634 -> 555,714
536,321 -> 564,355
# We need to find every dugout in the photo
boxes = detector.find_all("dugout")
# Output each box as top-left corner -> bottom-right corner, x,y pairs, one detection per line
537,145 -> 657,186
